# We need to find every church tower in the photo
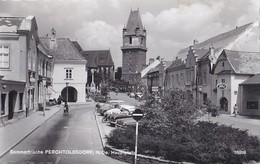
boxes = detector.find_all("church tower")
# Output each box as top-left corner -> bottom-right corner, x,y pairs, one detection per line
121,9 -> 147,85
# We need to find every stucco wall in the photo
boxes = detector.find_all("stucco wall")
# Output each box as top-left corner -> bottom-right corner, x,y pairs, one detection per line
0,36 -> 27,82
52,63 -> 87,102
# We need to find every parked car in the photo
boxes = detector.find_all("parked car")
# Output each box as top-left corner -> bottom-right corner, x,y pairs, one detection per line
97,99 -> 125,116
116,117 -> 136,127
135,92 -> 143,100
105,104 -> 135,120
47,97 -> 57,106
129,92 -> 135,98
108,105 -> 136,126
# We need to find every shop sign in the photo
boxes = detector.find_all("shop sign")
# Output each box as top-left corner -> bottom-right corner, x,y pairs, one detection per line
217,83 -> 227,90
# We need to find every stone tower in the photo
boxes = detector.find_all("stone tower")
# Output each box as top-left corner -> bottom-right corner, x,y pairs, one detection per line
121,9 -> 147,85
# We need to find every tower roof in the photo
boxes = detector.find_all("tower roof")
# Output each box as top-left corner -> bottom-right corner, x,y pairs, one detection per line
125,9 -> 145,36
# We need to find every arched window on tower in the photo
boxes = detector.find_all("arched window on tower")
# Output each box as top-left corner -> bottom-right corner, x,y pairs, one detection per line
129,37 -> 132,44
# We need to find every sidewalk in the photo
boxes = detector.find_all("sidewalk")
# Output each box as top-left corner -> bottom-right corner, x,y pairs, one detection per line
200,114 -> 260,137
0,105 -> 63,158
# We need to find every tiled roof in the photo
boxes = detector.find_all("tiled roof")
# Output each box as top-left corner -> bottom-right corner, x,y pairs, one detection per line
195,49 -> 210,59
177,23 -> 253,58
141,59 -> 160,78
125,10 -> 145,36
0,17 -> 25,33
240,74 -> 260,85
148,67 -> 159,74
223,49 -> 260,74
0,16 -> 37,33
83,50 -> 114,68
40,37 -> 87,63
72,41 -> 83,52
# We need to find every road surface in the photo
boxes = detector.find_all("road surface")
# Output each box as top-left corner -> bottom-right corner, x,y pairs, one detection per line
0,104 -> 126,164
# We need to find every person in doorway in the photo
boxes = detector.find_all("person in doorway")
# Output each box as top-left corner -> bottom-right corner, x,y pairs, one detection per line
233,104 -> 238,117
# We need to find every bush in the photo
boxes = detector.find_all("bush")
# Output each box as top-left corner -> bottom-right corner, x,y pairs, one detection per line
106,89 -> 260,163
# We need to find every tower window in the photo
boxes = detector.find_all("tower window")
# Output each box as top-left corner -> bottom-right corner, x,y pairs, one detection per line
222,62 -> 225,67
129,37 -> 132,44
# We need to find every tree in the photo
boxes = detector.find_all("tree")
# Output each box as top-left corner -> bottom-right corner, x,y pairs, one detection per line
115,67 -> 122,80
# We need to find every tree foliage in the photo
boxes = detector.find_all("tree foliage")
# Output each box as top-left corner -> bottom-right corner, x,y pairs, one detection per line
106,88 -> 260,163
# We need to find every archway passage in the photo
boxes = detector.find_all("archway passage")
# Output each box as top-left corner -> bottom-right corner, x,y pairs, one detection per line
8,90 -> 18,120
220,97 -> 228,111
61,87 -> 78,102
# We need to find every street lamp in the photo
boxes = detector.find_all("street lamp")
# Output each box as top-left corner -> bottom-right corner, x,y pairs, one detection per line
66,82 -> 69,105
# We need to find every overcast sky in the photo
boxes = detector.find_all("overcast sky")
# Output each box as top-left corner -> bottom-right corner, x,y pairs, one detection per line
0,0 -> 259,67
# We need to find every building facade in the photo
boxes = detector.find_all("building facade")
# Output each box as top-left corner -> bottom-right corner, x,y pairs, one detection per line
214,50 -> 260,115
40,29 -> 87,103
0,16 -> 53,121
121,9 -> 147,88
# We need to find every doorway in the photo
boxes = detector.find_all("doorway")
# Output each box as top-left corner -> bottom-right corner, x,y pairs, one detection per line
220,97 -> 228,111
8,91 -> 17,120
61,86 -> 78,102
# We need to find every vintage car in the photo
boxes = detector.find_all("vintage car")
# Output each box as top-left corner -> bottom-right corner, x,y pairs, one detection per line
116,117 -> 136,127
108,105 -> 136,126
97,99 -> 125,116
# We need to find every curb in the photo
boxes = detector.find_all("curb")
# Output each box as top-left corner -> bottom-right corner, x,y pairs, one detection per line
93,110 -> 106,148
0,106 -> 62,158
93,108 -> 193,164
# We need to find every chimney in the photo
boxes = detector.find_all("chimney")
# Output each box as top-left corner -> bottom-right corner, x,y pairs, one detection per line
50,28 -> 57,50
210,46 -> 215,57
149,58 -> 155,65
193,39 -> 198,45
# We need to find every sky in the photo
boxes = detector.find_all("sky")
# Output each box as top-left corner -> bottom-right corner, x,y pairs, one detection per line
0,0 -> 259,68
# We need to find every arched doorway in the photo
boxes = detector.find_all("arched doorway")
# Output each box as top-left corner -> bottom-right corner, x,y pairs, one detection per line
61,86 -> 78,102
8,90 -> 17,120
220,97 -> 228,111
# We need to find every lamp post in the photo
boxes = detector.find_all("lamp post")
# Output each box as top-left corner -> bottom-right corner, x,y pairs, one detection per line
42,78 -> 47,117
66,82 -> 69,105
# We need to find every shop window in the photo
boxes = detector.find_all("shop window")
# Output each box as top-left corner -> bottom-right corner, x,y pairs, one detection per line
247,101 -> 258,109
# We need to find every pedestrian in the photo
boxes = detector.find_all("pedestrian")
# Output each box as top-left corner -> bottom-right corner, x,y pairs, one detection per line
115,89 -> 118,96
26,106 -> 29,117
57,95 -> 62,106
233,104 -> 238,117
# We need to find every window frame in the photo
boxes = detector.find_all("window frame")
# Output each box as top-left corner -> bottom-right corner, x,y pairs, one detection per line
0,45 -> 10,69
65,68 -> 73,79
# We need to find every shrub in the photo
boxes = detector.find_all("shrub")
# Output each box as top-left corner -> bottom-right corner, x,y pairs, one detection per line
106,89 -> 260,163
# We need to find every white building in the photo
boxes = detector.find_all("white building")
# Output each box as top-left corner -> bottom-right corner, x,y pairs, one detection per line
40,29 -> 87,102
214,50 -> 260,115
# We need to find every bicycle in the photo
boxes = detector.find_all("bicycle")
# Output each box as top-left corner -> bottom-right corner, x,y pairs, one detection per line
63,103 -> 69,116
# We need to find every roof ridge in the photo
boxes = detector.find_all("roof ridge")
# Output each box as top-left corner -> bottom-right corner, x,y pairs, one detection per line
196,22 -> 253,46
67,38 -> 87,61
224,49 -> 260,54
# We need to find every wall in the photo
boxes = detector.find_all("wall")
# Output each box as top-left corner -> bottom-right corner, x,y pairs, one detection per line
240,85 -> 260,116
0,36 -> 27,82
52,63 -> 87,102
